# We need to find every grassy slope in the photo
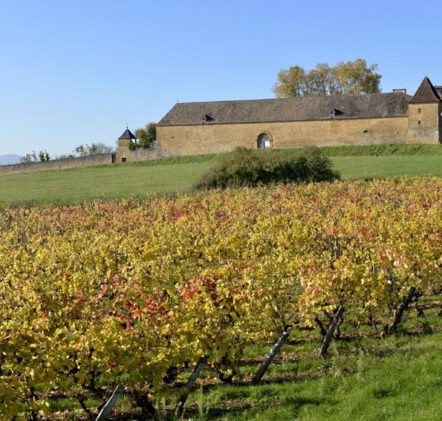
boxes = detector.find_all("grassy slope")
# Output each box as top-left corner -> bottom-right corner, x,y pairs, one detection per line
0,144 -> 441,205
0,161 -> 211,205
182,307 -> 442,421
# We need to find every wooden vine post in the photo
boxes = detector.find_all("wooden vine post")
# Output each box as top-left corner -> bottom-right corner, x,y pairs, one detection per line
384,287 -> 418,335
176,355 -> 208,414
95,385 -> 124,420
318,305 -> 345,357
252,330 -> 289,384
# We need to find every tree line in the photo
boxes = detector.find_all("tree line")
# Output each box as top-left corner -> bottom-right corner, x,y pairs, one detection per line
20,143 -> 114,163
273,58 -> 381,98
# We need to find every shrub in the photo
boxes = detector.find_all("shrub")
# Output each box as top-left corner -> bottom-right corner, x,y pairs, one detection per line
195,147 -> 340,189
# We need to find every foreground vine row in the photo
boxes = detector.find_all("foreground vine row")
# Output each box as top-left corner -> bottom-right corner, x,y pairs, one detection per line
0,178 -> 441,418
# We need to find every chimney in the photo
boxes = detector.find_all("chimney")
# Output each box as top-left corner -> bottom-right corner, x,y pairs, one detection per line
393,88 -> 407,94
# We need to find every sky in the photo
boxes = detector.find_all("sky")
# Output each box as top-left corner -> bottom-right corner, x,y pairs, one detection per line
1,0 -> 442,156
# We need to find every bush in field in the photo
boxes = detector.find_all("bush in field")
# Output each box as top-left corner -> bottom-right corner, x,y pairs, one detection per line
195,147 -> 340,189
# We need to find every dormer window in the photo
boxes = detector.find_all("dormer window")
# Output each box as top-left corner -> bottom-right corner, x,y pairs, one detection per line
330,108 -> 343,119
202,114 -> 214,123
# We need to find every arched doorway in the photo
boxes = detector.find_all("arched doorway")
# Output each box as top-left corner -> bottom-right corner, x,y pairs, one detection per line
257,132 -> 272,149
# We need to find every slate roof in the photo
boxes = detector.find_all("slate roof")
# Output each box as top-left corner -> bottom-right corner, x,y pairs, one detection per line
119,128 -> 137,140
158,92 -> 411,126
409,77 -> 441,103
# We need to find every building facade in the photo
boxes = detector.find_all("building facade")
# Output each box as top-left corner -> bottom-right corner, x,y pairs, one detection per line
155,77 -> 442,158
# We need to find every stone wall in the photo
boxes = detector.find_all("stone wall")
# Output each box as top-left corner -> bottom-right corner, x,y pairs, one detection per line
0,154 -> 114,176
157,116 -> 409,156
407,103 -> 441,144
115,142 -> 166,163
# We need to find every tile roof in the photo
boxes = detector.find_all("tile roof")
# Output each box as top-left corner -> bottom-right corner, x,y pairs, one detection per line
118,128 -> 137,140
158,92 -> 411,126
409,77 -> 441,103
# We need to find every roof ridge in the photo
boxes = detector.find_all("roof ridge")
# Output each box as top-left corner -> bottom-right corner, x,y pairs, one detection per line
175,92 -> 407,107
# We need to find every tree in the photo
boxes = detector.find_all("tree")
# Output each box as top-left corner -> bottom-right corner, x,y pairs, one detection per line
273,59 -> 381,98
38,150 -> 50,162
74,143 -> 113,157
20,154 -> 34,163
20,150 -> 50,163
332,59 -> 381,95
273,66 -> 307,98
58,154 -> 75,160
135,123 -> 157,149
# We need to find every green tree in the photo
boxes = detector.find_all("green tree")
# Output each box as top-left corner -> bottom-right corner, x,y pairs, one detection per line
332,59 -> 381,95
20,150 -> 50,163
273,66 -> 307,98
273,59 -> 381,98
38,150 -> 50,162
135,123 -> 157,149
307,63 -> 340,96
75,143 -> 113,157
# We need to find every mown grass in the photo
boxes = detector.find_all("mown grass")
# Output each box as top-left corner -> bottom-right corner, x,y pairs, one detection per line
0,160 -> 211,205
0,144 -> 441,206
334,155 -> 442,179
179,306 -> 442,421
320,143 -> 442,156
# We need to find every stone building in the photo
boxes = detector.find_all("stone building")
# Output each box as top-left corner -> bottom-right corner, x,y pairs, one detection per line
155,77 -> 442,157
116,128 -> 163,163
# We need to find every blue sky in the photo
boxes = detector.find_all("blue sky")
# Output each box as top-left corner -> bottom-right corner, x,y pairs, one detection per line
1,0 -> 441,156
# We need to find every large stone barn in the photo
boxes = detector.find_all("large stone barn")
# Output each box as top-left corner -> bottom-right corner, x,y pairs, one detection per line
155,77 -> 442,157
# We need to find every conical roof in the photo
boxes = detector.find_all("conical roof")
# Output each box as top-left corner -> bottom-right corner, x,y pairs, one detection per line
118,128 -> 136,140
409,77 -> 441,103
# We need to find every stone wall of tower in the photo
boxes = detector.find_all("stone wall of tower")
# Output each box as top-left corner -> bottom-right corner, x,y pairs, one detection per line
407,103 -> 441,144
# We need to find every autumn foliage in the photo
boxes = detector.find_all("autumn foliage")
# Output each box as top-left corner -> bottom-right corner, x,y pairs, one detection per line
0,178 -> 441,417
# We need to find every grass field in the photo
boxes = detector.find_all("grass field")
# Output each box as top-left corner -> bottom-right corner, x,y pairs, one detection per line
0,145 -> 441,205
187,331 -> 442,420
182,303 -> 442,421
183,309 -> 442,421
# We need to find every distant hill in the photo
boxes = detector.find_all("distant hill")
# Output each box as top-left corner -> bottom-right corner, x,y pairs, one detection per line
0,154 -> 21,165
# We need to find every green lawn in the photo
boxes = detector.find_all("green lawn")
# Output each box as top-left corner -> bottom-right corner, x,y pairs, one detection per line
0,146 -> 441,206
0,160 -> 211,205
181,307 -> 442,421
334,155 -> 442,179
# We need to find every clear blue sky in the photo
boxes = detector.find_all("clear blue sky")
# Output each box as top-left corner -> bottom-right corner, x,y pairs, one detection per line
1,0 -> 441,156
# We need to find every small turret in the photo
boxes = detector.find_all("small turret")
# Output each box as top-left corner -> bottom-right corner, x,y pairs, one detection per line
116,127 -> 137,162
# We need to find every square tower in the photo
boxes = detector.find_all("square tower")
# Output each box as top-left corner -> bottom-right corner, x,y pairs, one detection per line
407,77 -> 442,144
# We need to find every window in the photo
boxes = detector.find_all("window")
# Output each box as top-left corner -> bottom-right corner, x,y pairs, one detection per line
122,157 -> 127,162
418,121 -> 422,126
418,108 -> 422,113
257,133 -> 272,149
202,114 -> 214,123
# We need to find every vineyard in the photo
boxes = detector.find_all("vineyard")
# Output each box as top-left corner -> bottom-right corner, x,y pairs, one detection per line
0,178 -> 441,419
